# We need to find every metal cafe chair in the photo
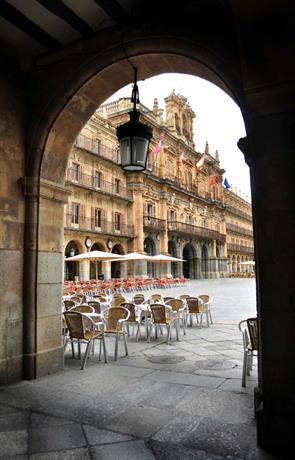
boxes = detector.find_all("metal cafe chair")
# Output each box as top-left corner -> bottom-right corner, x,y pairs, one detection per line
238,317 -> 258,387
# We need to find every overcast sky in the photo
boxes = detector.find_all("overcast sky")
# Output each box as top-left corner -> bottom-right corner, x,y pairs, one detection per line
104,73 -> 251,199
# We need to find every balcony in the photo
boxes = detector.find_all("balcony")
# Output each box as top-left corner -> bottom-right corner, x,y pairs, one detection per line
65,214 -> 135,238
66,169 -> 131,201
226,206 -> 252,222
226,223 -> 253,236
143,215 -> 166,232
75,134 -> 120,163
227,243 -> 254,254
168,221 -> 226,242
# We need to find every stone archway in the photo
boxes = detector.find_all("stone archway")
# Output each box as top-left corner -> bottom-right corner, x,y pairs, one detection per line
64,241 -> 80,281
182,243 -> 197,279
89,242 -> 105,280
144,237 -> 156,277
201,244 -> 209,278
111,244 -> 124,279
168,239 -> 178,277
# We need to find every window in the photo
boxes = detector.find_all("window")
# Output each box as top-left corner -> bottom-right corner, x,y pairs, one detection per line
71,163 -> 79,182
147,203 -> 153,217
94,171 -> 102,188
115,178 -> 120,194
168,209 -> 176,222
114,213 -> 121,231
94,208 -> 102,227
92,138 -> 101,154
71,203 -> 79,224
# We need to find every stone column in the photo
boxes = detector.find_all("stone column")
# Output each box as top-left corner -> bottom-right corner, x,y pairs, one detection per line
239,121 -> 295,451
23,178 -> 71,379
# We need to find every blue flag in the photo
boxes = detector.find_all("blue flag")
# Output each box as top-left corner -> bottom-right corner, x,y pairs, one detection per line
223,177 -> 231,189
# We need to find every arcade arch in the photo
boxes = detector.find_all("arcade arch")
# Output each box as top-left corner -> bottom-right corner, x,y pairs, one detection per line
64,241 -> 80,281
111,244 -> 124,278
182,243 -> 197,279
144,237 -> 156,278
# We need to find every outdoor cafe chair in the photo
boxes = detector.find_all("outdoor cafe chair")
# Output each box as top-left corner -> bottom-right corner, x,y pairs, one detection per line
149,304 -> 178,344
70,304 -> 95,314
120,302 -> 142,340
132,293 -> 145,305
63,299 -> 76,311
198,294 -> 213,324
87,300 -> 101,314
165,298 -> 186,335
186,297 -> 209,327
238,317 -> 258,387
103,307 -> 130,360
63,311 -> 107,369
111,295 -> 126,307
70,295 -> 83,304
150,293 -> 162,303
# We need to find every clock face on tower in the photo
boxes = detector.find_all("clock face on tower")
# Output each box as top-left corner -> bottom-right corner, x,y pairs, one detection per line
107,239 -> 113,250
85,237 -> 92,248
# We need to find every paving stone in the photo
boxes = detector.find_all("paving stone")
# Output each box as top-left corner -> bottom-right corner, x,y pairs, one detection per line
29,424 -> 86,454
103,405 -> 172,438
144,370 -> 225,388
147,439 -> 226,460
90,440 -> 156,459
177,388 -> 254,424
30,413 -> 75,428
152,413 -> 202,443
0,430 -> 28,456
83,425 -> 134,445
0,411 -> 29,431
29,448 -> 91,459
183,417 -> 256,458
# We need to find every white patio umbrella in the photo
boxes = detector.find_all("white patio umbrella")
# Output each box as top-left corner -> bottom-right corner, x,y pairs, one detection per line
151,254 -> 186,278
239,260 -> 255,266
64,250 -> 124,281
109,252 -> 154,278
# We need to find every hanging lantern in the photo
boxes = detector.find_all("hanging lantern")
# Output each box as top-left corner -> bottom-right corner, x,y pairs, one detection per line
117,67 -> 153,171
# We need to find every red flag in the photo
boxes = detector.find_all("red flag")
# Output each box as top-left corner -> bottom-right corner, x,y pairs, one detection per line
210,175 -> 216,188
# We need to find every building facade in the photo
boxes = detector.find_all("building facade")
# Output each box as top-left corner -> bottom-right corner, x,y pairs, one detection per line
64,93 -> 254,280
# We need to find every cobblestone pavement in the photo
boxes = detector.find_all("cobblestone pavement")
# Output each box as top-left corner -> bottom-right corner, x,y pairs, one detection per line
0,279 -> 283,459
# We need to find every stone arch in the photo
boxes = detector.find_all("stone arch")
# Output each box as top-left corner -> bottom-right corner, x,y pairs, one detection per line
111,244 -> 124,279
23,32 -> 247,380
64,240 -> 80,281
201,244 -> 209,278
182,243 -> 197,279
168,239 -> 178,277
89,242 -> 106,280
144,237 -> 156,277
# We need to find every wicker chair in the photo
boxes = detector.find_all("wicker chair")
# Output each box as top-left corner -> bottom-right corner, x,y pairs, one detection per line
63,299 -> 76,311
238,317 -> 258,387
111,294 -> 126,307
149,303 -> 177,344
103,307 -> 130,360
69,295 -> 83,304
63,311 -> 107,369
163,296 -> 175,303
186,297 -> 209,327
150,293 -> 162,303
70,304 -> 95,314
87,300 -> 101,314
132,293 -> 145,305
120,302 -> 142,340
165,298 -> 186,335
198,294 -> 213,324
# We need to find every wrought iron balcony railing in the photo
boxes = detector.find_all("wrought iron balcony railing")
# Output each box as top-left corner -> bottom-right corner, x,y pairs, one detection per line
65,214 -> 135,238
227,243 -> 254,254
66,168 -> 131,200
168,220 -> 226,242
75,134 -> 120,163
226,222 -> 253,236
143,215 -> 166,232
226,206 -> 252,222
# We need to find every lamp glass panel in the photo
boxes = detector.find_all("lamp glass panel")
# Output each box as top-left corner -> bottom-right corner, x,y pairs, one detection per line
120,137 -> 131,167
132,136 -> 149,166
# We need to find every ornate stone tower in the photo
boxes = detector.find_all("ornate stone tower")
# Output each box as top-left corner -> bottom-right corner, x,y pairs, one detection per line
164,91 -> 195,148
